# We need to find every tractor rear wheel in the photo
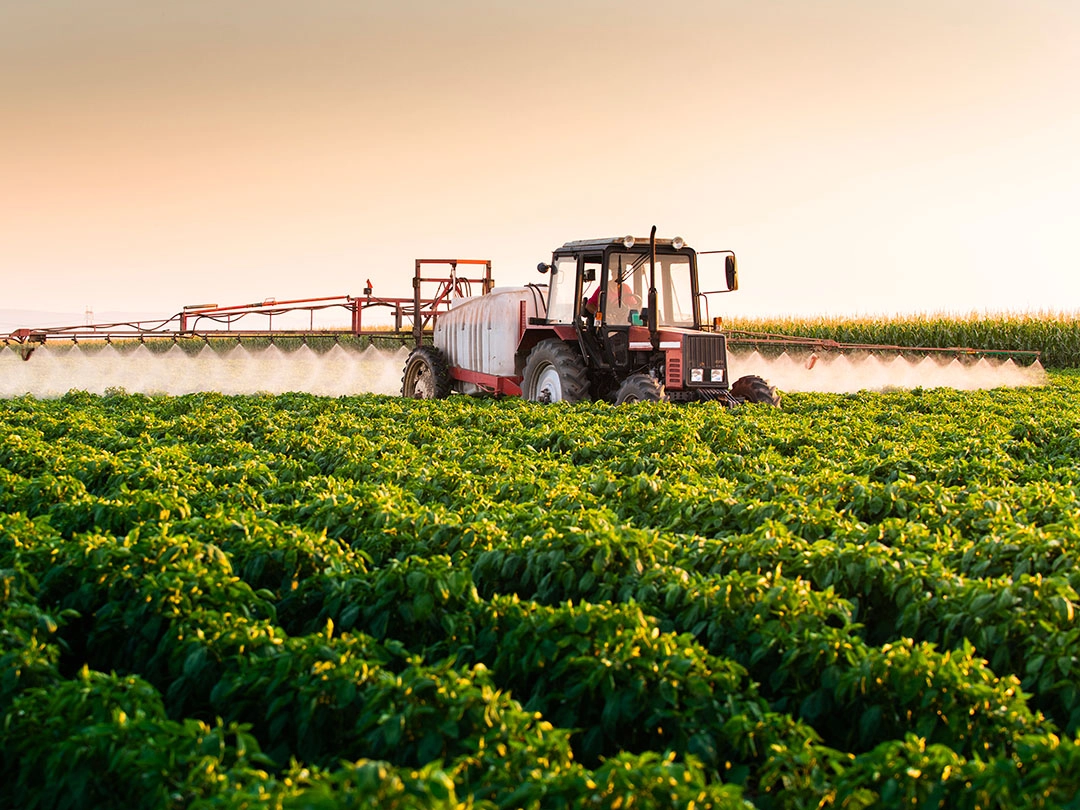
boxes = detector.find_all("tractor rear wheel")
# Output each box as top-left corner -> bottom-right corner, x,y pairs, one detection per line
401,346 -> 452,399
522,340 -> 589,403
615,373 -> 665,404
730,374 -> 780,407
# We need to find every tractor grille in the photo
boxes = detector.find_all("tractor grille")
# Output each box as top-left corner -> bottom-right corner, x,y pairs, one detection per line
683,333 -> 728,387
665,354 -> 682,389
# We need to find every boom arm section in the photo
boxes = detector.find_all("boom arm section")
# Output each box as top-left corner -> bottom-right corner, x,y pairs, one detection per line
4,259 -> 493,352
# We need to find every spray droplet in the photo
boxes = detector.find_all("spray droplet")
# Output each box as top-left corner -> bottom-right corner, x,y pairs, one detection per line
0,342 -> 414,398
728,349 -> 1046,394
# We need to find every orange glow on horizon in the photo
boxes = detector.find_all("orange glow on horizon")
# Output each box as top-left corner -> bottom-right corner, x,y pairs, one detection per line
3,0 -> 1078,322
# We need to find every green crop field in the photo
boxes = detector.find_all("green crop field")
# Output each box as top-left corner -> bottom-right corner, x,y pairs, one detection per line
3,374 -> 1080,808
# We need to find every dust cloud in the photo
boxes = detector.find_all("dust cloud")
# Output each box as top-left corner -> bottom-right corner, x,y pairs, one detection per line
728,349 -> 1048,394
0,343 -> 411,398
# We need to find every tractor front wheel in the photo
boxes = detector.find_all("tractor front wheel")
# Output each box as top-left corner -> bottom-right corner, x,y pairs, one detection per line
730,374 -> 780,407
615,373 -> 665,404
522,340 -> 589,403
401,346 -> 452,399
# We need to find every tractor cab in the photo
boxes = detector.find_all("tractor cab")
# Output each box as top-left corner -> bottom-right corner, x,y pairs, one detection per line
523,232 -> 774,405
543,236 -> 698,330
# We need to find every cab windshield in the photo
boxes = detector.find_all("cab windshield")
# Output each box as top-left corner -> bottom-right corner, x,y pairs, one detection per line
606,251 -> 695,328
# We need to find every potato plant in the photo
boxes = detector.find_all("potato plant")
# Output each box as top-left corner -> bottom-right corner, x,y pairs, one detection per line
3,373 -> 1080,808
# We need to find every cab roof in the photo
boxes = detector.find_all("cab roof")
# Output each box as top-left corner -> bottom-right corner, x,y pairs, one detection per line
556,237 -> 687,253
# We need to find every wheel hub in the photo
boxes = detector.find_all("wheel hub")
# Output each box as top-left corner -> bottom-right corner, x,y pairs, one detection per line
413,369 -> 434,398
534,365 -> 563,402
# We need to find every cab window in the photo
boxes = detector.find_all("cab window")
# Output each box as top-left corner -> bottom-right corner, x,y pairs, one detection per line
546,255 -> 579,323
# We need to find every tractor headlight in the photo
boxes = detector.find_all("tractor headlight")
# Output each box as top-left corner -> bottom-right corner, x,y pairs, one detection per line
672,236 -> 685,250
710,368 -> 724,382
623,235 -> 636,249
690,368 -> 704,383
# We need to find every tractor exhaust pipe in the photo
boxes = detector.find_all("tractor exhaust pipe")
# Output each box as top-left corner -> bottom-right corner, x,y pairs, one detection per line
648,225 -> 659,350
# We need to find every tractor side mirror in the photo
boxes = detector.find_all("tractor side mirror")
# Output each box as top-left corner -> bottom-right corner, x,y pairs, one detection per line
725,255 -> 739,291
537,262 -> 552,274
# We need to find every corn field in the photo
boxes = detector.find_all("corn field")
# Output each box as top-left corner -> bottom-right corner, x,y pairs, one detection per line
724,311 -> 1080,368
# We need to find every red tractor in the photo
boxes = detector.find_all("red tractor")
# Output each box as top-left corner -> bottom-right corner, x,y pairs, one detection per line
401,228 -> 778,406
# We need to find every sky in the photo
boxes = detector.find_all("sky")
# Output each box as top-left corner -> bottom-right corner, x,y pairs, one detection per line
2,0 -> 1079,327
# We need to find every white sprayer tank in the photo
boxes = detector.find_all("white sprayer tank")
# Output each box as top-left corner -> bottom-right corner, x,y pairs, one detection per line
434,286 -> 546,390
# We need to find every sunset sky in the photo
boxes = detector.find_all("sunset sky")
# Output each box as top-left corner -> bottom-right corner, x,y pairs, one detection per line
3,0 -> 1078,325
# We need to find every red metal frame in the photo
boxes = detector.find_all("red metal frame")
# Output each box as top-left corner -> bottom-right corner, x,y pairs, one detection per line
4,260 -> 494,348
449,367 -> 523,397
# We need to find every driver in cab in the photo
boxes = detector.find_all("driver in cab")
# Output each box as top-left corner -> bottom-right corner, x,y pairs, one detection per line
585,277 -> 641,323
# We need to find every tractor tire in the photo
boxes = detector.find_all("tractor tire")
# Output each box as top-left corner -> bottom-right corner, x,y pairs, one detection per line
730,374 -> 781,407
615,373 -> 666,404
401,346 -> 452,399
522,340 -> 589,403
